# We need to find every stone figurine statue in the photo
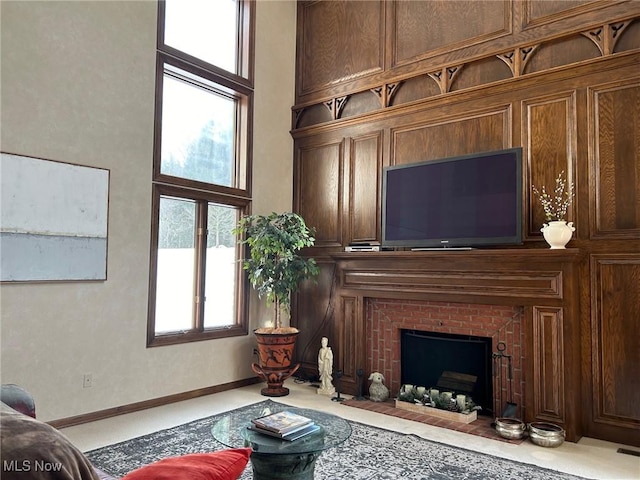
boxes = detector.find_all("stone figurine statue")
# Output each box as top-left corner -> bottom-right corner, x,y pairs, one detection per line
368,371 -> 390,402
317,336 -> 335,396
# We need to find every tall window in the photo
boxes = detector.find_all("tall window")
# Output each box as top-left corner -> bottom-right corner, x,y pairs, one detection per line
148,0 -> 254,346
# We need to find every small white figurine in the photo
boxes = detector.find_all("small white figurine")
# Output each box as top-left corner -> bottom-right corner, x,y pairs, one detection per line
368,371 -> 390,402
317,336 -> 335,396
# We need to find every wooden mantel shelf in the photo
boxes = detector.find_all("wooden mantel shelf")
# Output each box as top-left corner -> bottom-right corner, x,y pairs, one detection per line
329,248 -> 584,441
331,248 -> 583,306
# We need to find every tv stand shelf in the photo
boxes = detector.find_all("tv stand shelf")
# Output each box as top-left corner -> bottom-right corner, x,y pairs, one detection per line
329,248 -> 584,441
410,246 -> 474,251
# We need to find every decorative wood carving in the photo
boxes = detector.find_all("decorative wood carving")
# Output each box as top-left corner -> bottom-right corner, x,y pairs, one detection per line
496,50 -> 517,77
322,96 -> 350,121
369,85 -> 384,108
428,64 -> 465,94
335,96 -> 348,119
370,82 -> 402,108
385,82 -> 401,105
293,108 -> 305,129
322,100 -> 334,115
427,70 -> 444,94
520,44 -> 540,71
295,10 -> 639,130
495,44 -> 540,77
581,21 -> 632,55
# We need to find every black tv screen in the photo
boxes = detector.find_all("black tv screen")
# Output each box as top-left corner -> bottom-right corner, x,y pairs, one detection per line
382,148 -> 522,249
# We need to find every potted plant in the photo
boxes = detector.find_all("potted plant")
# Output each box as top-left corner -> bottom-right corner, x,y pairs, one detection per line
532,170 -> 575,249
234,212 -> 319,396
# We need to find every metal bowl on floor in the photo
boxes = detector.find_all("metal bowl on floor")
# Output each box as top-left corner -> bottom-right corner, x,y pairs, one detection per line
528,422 -> 565,448
495,417 -> 526,440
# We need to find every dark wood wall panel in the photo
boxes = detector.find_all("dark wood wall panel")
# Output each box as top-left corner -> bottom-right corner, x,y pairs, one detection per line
392,109 -> 510,166
293,260 -> 337,376
391,75 -> 441,106
341,91 -> 380,120
298,0 -> 384,95
292,0 -> 640,446
590,81 -> 640,238
295,142 -> 343,246
296,104 -> 333,130
589,255 -> 640,435
532,307 -> 565,422
391,0 -> 510,66
295,1 -> 638,107
615,19 -> 640,53
524,36 -> 601,74
334,295 -> 365,391
522,93 -> 577,238
522,0 -> 612,28
348,132 -> 383,244
450,56 -> 512,92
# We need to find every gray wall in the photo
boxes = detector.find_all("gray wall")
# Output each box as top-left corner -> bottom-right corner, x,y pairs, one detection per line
0,0 -> 297,421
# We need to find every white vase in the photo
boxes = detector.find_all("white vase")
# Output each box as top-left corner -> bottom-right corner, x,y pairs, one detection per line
541,221 -> 575,249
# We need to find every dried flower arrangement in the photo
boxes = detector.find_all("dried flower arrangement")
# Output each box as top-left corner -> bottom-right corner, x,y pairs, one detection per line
532,171 -> 575,221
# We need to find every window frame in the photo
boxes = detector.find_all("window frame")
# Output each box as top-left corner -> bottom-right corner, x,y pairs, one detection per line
157,0 -> 254,86
147,0 -> 254,347
152,53 -> 253,197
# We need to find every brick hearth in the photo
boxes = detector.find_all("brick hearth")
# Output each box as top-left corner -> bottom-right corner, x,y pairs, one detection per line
366,299 -> 524,418
342,398 -> 524,444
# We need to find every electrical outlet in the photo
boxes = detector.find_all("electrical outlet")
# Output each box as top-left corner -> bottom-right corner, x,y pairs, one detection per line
83,374 -> 93,388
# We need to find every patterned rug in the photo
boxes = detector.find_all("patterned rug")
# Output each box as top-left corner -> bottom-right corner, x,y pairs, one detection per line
86,400 -> 591,480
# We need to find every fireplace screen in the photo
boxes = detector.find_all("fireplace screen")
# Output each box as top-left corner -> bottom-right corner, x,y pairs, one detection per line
400,330 -> 493,415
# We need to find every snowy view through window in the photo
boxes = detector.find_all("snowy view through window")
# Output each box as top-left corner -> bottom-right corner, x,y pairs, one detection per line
154,0 -> 241,334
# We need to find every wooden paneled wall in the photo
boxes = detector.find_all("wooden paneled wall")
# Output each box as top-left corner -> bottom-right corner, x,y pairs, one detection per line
291,1 -> 640,446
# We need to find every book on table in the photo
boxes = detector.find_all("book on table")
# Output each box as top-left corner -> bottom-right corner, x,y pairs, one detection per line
251,410 -> 314,434
248,422 -> 321,441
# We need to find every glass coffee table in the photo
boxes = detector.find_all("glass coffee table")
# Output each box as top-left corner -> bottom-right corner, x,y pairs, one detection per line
211,400 -> 352,480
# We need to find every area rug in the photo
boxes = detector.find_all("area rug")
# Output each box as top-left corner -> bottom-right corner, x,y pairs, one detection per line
86,400 -> 591,480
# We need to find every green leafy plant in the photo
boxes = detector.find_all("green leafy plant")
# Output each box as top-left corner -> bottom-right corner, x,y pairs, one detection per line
233,212 -> 319,331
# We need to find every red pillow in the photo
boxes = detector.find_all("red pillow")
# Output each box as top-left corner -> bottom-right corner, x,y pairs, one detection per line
121,448 -> 251,480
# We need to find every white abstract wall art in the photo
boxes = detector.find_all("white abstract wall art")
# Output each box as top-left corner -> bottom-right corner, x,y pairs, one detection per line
0,152 -> 110,282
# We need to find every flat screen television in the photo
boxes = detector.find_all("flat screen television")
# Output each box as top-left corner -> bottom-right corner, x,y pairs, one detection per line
382,148 -> 523,249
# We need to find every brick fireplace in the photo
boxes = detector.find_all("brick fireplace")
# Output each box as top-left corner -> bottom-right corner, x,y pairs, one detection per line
326,249 -> 582,440
366,299 -> 524,418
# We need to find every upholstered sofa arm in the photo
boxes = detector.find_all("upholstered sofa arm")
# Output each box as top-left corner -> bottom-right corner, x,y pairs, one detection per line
0,384 -> 117,480
0,383 -> 36,418
0,403 -> 100,479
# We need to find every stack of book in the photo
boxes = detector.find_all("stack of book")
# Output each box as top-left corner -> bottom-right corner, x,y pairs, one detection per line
248,410 -> 320,441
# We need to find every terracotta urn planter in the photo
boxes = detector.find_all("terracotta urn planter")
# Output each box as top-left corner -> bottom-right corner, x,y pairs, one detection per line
233,212 -> 319,397
252,329 -> 300,397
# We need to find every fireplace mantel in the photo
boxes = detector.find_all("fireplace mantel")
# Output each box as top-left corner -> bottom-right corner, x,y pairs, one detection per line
330,248 -> 584,441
